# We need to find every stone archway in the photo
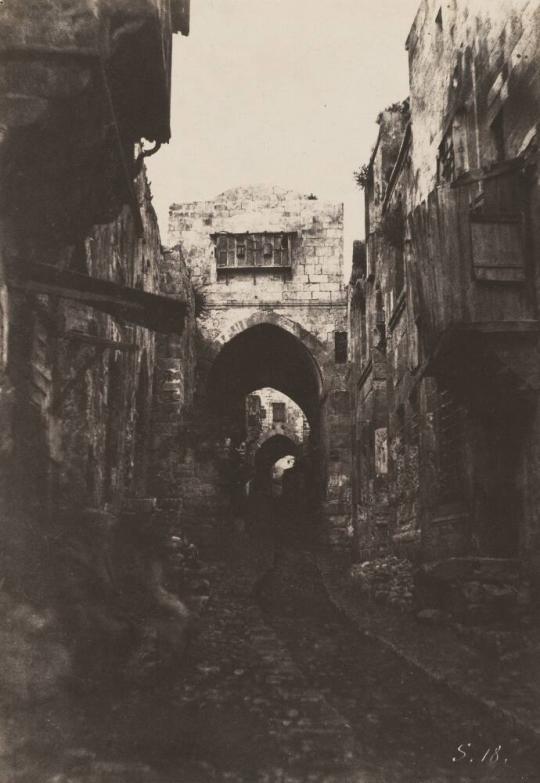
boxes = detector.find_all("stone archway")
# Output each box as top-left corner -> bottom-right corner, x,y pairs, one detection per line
207,321 -> 324,427
205,322 -> 325,527
152,311 -> 352,550
257,428 -> 301,450
253,433 -> 300,498
165,186 -> 351,550
219,310 -> 326,384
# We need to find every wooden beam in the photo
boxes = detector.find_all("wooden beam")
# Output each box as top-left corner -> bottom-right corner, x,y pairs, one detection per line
11,263 -> 187,334
451,157 -> 525,188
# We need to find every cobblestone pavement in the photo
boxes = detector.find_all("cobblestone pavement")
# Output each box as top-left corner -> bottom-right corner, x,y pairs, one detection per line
318,553 -> 540,751
259,551 -> 540,783
5,535 -> 540,782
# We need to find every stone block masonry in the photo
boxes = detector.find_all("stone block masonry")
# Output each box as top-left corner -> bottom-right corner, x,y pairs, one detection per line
163,185 -> 352,551
348,0 -> 540,608
0,0 -> 191,713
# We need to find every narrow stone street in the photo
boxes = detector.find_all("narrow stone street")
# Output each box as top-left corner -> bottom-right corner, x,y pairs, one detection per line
9,525 -> 537,783
2,2 -> 540,781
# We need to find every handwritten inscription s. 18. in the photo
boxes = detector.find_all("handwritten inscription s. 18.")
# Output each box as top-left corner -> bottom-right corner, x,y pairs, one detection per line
452,743 -> 508,765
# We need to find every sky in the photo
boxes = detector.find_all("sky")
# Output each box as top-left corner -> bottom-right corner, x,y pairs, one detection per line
147,0 -> 421,278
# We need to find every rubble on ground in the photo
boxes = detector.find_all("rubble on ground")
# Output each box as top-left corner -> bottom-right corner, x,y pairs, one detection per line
349,556 -> 415,612
414,557 -> 532,627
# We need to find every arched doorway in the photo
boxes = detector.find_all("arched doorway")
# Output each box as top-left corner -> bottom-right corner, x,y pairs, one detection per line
207,323 -> 323,424
206,323 -> 324,537
253,433 -> 299,499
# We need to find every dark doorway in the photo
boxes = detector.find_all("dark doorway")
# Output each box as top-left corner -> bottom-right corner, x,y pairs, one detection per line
253,434 -> 299,499
207,323 -> 324,539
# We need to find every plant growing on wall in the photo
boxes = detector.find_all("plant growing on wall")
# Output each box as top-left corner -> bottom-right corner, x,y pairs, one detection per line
193,283 -> 210,319
353,164 -> 370,190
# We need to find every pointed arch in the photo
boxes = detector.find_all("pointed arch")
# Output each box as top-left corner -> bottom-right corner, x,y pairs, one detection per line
220,310 -> 325,372
254,434 -> 299,471
207,319 -> 324,425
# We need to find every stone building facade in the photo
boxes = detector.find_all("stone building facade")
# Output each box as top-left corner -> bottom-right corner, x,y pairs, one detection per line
0,0 -> 193,698
349,0 -> 540,602
246,388 -> 309,456
163,185 -> 351,548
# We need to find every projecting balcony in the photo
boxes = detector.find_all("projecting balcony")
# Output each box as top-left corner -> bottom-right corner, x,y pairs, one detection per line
408,160 -> 539,408
11,262 -> 187,334
408,160 -> 538,357
212,231 -> 295,281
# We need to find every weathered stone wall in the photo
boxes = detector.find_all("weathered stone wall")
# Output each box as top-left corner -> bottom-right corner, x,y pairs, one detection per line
54,172 -> 161,512
244,388 -> 309,473
149,246 -> 197,504
350,107 -> 420,560
168,185 -> 344,312
407,0 -> 540,201
0,160 -> 197,713
350,0 -> 540,579
252,388 -> 309,445
0,0 -> 191,710
407,0 -> 540,567
2,167 -> 165,563
165,186 -> 351,549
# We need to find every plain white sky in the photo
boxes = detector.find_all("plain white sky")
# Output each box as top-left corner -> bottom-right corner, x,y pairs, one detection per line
147,0 -> 421,278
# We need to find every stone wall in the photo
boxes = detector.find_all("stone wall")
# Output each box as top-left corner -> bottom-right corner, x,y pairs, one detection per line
54,173 -> 161,512
0,160 -> 199,708
168,185 -> 344,312
249,387 -> 309,446
2,169 -> 164,574
407,0 -> 540,201
164,185 -> 352,550
350,0 -> 540,581
149,246 -> 197,503
0,0 -> 192,706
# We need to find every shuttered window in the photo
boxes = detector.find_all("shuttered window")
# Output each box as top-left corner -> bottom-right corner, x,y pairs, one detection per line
214,232 -> 293,269
470,215 -> 525,282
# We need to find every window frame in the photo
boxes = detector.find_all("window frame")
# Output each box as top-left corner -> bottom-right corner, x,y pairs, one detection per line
334,331 -> 348,364
272,402 -> 286,424
213,231 -> 294,272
